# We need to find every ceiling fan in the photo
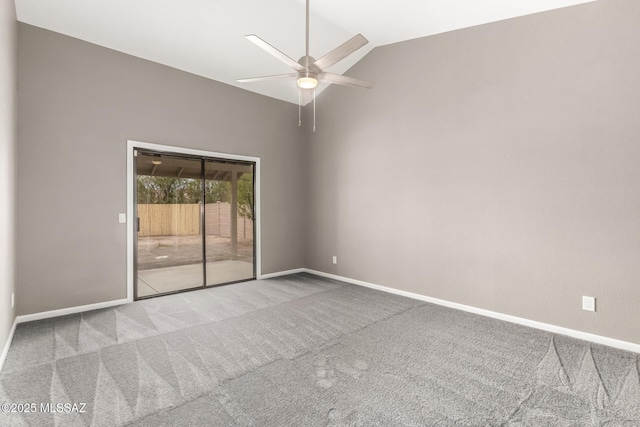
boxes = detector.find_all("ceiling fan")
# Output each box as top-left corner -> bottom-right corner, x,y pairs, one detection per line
237,0 -> 374,130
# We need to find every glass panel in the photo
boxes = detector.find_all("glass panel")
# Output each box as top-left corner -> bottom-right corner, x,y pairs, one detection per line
204,160 -> 255,286
136,153 -> 204,297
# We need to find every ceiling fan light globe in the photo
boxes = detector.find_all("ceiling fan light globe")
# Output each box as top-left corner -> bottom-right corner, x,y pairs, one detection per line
297,76 -> 318,89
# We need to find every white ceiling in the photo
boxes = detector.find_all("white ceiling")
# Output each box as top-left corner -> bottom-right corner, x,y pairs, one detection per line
15,0 -> 596,105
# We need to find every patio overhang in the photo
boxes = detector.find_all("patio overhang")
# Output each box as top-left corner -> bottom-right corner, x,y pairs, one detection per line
136,152 -> 253,181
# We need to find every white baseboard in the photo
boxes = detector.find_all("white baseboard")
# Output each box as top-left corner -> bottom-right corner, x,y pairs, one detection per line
15,298 -> 129,324
259,268 -> 306,280
12,269 -> 308,327
5,271 -> 638,357
0,317 -> 18,373
305,269 -> 640,354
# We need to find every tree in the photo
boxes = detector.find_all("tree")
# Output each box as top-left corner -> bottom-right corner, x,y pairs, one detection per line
237,173 -> 254,220
138,176 -> 230,204
137,176 -> 175,204
137,173 -> 254,220
204,180 -> 230,203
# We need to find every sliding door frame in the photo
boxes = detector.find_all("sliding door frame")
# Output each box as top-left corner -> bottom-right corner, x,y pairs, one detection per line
126,140 -> 261,303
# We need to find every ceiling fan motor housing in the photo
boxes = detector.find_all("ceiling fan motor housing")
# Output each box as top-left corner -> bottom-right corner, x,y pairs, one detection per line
298,55 -> 319,72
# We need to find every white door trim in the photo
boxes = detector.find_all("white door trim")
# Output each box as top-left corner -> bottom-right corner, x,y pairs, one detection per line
126,140 -> 261,302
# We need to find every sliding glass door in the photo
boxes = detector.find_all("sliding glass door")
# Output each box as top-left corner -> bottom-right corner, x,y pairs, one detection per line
134,150 -> 255,299
204,160 -> 255,286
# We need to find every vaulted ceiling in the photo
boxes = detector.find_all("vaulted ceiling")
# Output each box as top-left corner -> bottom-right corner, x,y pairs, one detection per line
15,0 -> 596,105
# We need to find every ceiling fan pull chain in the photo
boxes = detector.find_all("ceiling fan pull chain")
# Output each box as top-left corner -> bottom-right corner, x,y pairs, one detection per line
313,88 -> 316,132
298,87 -> 302,126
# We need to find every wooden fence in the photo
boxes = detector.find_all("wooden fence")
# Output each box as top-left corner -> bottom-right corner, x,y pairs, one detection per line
137,203 -> 253,239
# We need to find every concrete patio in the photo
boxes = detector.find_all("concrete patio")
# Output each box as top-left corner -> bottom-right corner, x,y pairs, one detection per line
137,260 -> 254,297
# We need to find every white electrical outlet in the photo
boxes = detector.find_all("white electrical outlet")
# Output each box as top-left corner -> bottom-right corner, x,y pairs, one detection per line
332,256 -> 337,265
582,296 -> 595,312
11,293 -> 14,308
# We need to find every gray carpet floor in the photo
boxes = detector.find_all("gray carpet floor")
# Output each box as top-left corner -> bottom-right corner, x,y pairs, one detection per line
0,273 -> 638,426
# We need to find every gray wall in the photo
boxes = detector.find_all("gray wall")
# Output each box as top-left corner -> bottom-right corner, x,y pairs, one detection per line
14,0 -> 640,345
17,24 -> 305,315
0,0 -> 17,354
305,0 -> 640,344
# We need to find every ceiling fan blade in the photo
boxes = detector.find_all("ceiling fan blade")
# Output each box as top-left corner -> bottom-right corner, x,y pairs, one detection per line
313,34 -> 369,71
245,34 -> 304,71
237,73 -> 296,83
319,72 -> 374,89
